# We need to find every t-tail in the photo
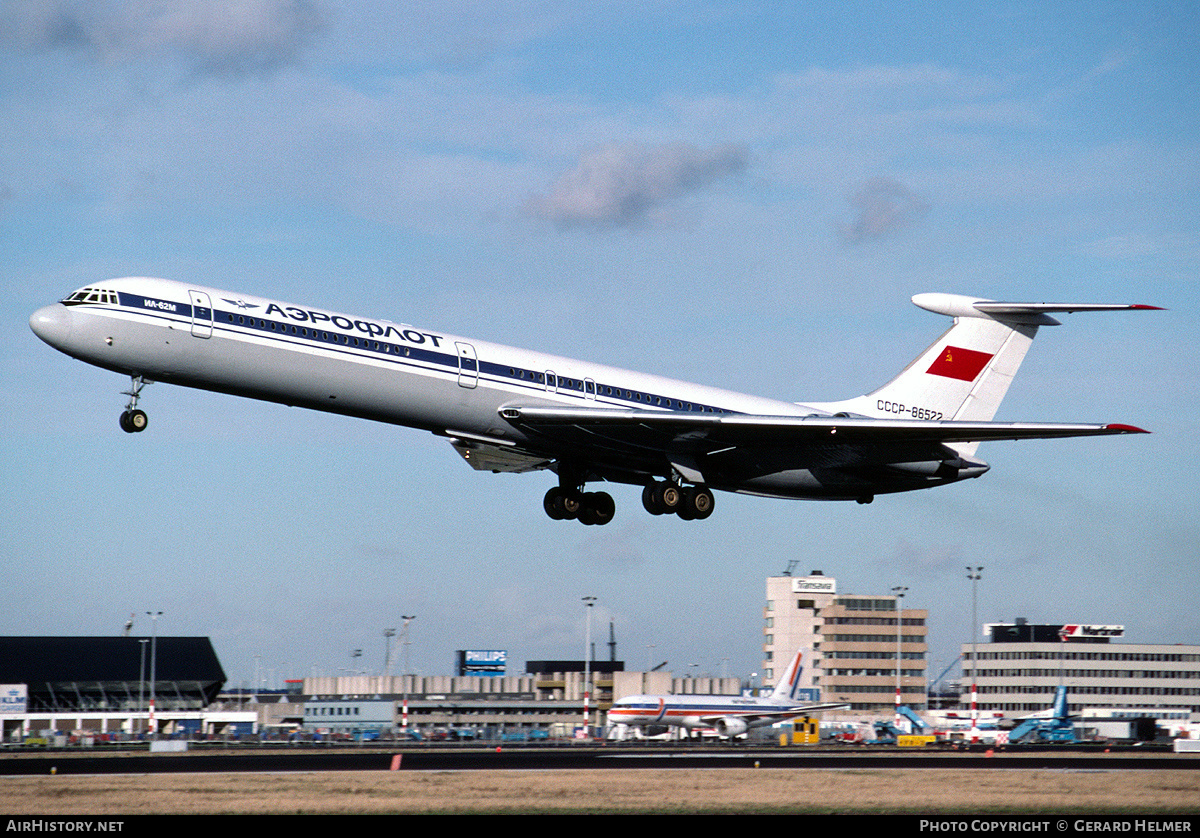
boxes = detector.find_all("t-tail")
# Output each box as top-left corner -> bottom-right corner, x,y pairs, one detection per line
817,294 -> 1162,456
769,649 -> 807,702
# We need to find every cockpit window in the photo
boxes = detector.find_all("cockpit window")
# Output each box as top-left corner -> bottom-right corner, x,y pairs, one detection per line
62,287 -> 118,306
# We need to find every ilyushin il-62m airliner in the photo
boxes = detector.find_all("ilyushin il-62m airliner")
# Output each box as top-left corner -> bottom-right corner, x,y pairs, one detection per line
30,277 -> 1157,525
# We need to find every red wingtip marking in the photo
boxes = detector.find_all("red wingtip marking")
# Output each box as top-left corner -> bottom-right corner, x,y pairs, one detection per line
1105,424 -> 1150,434
1130,305 -> 1165,310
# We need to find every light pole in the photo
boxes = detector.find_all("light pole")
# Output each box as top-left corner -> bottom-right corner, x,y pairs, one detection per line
383,628 -> 396,676
966,567 -> 983,742
1058,625 -> 1069,690
582,596 -> 596,736
400,616 -> 415,737
892,585 -> 908,729
138,639 -> 148,733
145,611 -> 161,738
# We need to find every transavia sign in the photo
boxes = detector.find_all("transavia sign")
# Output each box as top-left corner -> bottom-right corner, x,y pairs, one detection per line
792,576 -> 836,595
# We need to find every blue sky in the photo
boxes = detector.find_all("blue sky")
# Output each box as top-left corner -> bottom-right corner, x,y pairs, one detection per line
3,1 -> 1196,691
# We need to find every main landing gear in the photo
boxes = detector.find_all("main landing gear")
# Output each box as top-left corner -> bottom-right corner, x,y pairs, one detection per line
642,481 -> 715,520
119,375 -> 149,434
544,486 -> 615,526
542,480 -> 716,525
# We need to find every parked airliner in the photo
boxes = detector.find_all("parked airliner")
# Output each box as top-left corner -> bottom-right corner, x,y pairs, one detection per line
29,277 -> 1156,524
606,650 -> 847,738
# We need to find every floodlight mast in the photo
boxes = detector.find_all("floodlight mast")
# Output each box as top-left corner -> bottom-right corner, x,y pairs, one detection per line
383,628 -> 396,676
892,585 -> 908,729
400,616 -> 415,736
145,611 -> 162,738
966,567 -> 984,743
582,597 -> 596,736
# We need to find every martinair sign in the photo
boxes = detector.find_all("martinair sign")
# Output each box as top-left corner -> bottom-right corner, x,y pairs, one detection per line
1061,624 -> 1125,638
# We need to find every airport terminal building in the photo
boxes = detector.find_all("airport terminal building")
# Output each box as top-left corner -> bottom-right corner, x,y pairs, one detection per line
0,640 -> 740,742
962,620 -> 1200,722
5,610 -> 1199,743
301,665 -> 740,738
0,636 -> 248,740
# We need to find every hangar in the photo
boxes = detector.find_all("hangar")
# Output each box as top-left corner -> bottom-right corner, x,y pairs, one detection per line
0,636 -> 230,740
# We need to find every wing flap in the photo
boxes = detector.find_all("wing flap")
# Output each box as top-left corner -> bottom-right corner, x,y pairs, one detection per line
448,436 -> 554,473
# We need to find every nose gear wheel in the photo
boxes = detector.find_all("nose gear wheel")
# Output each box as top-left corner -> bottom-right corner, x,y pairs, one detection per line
119,375 -> 149,434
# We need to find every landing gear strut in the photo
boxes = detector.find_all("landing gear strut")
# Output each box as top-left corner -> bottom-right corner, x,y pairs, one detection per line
119,375 -> 149,434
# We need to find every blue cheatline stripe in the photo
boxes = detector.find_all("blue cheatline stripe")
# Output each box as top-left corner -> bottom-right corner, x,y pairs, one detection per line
95,291 -> 734,415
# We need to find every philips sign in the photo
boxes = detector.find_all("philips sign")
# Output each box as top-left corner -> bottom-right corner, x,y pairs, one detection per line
456,650 -> 507,675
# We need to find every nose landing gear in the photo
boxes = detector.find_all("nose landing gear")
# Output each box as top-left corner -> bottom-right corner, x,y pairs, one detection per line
119,375 -> 149,433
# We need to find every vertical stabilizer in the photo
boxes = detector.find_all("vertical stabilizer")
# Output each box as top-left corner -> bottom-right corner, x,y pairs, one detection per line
1052,685 -> 1069,721
769,649 -> 805,702
813,294 -> 1158,457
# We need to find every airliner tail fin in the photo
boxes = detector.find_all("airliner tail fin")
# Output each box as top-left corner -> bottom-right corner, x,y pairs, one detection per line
817,294 -> 1160,456
769,649 -> 806,702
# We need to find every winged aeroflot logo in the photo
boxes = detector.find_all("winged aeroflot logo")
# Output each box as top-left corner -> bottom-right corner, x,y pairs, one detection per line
926,345 -> 993,382
222,298 -> 260,310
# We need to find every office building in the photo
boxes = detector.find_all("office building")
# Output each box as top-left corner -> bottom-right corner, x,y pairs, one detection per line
764,572 -> 928,711
963,620 -> 1200,721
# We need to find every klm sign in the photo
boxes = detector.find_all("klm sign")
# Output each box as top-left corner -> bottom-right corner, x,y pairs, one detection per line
1,685 -> 27,713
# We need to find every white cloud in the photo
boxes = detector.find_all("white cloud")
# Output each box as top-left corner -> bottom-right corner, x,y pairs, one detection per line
1080,233 -> 1168,260
525,141 -> 749,228
839,176 -> 929,244
2,0 -> 323,74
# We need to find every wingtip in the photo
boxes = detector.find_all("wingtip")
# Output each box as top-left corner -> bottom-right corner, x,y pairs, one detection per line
1129,305 -> 1166,311
1104,423 -> 1150,434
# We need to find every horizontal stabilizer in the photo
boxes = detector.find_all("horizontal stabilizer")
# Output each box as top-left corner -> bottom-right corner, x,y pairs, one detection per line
912,293 -> 1164,325
972,301 -> 1164,315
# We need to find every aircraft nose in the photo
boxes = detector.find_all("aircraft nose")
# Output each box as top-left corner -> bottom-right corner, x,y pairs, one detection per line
30,304 -> 73,349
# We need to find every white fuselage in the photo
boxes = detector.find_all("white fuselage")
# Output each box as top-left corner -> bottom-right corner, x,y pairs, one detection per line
41,273 -> 1108,516
32,277 -> 1148,521
33,278 -> 794,421
607,694 -> 808,732
30,277 -> 880,497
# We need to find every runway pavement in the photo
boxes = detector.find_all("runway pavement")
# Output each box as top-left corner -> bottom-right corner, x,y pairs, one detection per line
0,744 -> 1195,775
